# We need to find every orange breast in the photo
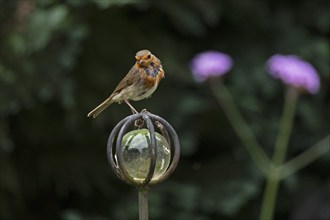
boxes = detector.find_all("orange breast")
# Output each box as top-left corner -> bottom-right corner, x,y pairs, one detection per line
143,75 -> 157,88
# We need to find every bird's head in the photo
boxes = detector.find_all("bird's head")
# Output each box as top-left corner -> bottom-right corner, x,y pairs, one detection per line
135,49 -> 160,68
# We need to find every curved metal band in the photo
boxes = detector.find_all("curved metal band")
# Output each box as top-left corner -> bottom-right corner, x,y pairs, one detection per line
147,113 -> 180,185
116,114 -> 142,186
107,115 -> 130,182
141,114 -> 157,187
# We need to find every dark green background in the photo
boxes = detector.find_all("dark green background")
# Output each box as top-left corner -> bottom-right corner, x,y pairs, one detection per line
1,0 -> 329,219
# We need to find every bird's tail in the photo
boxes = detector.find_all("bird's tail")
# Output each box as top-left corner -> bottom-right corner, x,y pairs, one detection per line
87,97 -> 114,118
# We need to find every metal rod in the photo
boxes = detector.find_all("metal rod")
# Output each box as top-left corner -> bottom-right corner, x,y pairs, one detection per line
138,189 -> 149,220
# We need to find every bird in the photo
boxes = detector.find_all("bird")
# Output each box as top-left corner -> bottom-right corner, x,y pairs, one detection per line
87,49 -> 165,118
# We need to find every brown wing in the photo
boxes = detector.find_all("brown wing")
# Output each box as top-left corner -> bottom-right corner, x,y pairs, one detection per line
110,64 -> 141,96
87,64 -> 142,118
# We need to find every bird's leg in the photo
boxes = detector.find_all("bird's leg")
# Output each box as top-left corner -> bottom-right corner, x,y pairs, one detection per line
124,100 -> 139,114
124,100 -> 143,127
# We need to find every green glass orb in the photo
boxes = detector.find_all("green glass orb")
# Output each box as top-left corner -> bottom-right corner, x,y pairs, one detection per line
121,129 -> 171,183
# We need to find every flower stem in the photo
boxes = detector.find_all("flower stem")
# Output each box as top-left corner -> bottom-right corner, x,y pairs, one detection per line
278,135 -> 330,180
272,88 -> 299,166
209,78 -> 271,175
259,172 -> 280,220
259,87 -> 299,220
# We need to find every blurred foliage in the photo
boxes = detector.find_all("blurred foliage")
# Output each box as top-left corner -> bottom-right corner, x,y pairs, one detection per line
0,0 -> 329,220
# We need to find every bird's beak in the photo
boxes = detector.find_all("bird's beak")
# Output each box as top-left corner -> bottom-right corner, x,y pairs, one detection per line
139,60 -> 144,64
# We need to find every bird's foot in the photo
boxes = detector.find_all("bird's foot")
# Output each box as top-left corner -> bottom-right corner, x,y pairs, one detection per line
134,118 -> 144,128
140,109 -> 149,114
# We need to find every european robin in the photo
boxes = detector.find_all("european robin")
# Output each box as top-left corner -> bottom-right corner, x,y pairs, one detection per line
87,49 -> 165,118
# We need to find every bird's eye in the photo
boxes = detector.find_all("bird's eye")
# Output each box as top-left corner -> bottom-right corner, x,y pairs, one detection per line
147,55 -> 151,59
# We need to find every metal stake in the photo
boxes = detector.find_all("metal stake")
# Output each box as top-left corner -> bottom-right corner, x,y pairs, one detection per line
138,189 -> 149,220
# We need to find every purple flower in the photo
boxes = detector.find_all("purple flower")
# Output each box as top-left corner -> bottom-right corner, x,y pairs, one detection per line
267,54 -> 320,94
190,51 -> 233,82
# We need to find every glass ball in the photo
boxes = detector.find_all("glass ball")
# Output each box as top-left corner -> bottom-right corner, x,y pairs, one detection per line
120,129 -> 171,183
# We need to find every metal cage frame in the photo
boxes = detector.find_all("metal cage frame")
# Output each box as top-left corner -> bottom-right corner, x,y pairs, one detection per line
107,111 -> 180,189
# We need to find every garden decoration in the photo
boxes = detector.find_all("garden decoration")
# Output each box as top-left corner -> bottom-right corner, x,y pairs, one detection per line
107,111 -> 180,220
87,49 -> 176,220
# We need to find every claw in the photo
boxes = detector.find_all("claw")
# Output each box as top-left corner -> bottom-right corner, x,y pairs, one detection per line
140,109 -> 149,114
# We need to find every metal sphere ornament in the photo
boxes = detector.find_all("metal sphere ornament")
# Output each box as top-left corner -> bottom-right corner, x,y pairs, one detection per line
107,111 -> 180,189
